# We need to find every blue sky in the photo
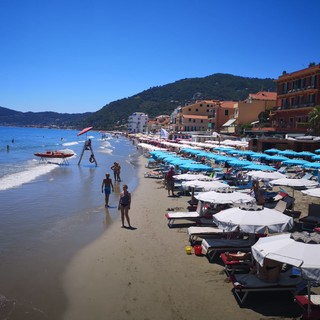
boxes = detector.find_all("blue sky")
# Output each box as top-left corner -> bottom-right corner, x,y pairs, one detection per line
1,0 -> 320,114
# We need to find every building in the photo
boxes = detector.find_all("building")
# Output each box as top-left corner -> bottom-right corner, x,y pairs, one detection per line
127,112 -> 148,133
147,115 -> 170,133
270,64 -> 320,134
229,91 -> 277,134
171,100 -> 217,133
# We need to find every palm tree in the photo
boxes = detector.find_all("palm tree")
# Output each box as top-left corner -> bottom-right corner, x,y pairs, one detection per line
308,106 -> 320,135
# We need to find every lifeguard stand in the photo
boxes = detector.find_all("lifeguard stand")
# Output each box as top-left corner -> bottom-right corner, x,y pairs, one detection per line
77,139 -> 98,166
77,127 -> 98,166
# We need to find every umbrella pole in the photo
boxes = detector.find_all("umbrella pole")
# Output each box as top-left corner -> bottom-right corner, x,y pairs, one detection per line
307,281 -> 311,319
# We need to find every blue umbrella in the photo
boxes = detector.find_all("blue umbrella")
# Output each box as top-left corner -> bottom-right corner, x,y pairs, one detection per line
228,160 -> 252,168
278,150 -> 299,157
312,155 -> 320,161
303,162 -> 320,169
179,163 -> 214,172
265,155 -> 289,162
315,149 -> 320,154
282,159 -> 310,166
264,148 -> 280,154
244,164 -> 276,171
296,151 -> 316,158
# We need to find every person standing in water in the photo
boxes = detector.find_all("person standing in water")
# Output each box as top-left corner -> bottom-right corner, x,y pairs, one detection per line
111,162 -> 121,181
101,173 -> 114,207
118,184 -> 131,228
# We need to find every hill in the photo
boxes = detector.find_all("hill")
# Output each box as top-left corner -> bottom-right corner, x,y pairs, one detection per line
82,73 -> 276,129
0,73 -> 276,129
0,106 -> 92,128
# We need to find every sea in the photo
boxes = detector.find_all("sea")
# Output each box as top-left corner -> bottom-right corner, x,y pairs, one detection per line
0,126 -> 140,320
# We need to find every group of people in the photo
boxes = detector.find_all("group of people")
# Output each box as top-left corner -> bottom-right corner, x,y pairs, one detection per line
101,161 -> 132,228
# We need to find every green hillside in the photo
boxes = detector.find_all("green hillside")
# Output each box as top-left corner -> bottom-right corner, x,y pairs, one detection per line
82,73 -> 276,130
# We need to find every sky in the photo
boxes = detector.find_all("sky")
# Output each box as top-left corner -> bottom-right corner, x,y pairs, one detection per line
0,0 -> 320,114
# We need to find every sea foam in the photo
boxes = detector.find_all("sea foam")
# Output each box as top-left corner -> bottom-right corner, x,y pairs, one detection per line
0,162 -> 57,191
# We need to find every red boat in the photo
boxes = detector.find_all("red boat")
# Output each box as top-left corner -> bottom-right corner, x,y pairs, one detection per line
34,151 -> 74,159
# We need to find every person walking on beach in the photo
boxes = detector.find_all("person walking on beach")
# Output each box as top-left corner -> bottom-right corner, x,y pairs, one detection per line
118,184 -> 131,228
111,162 -> 121,181
102,173 -> 114,207
165,166 -> 176,196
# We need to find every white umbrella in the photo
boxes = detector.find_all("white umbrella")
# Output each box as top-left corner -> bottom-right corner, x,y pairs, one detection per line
270,178 -> 319,197
301,188 -> 320,198
173,173 -> 214,181
251,232 -> 320,317
195,190 -> 255,204
246,171 -> 286,181
212,207 -> 293,234
182,180 -> 229,191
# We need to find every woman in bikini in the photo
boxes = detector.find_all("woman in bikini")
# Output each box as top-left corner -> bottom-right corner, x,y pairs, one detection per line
118,184 -> 132,228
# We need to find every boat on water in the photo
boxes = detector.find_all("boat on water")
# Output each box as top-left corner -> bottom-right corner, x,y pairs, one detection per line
34,151 -> 74,159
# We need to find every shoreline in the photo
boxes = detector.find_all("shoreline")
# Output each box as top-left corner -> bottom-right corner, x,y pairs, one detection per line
61,155 -> 314,320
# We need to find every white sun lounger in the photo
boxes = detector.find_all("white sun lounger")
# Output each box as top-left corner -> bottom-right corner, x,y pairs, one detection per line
187,226 -> 228,245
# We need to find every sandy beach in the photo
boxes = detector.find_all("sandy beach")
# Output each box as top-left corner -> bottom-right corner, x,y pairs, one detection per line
62,155 -> 320,320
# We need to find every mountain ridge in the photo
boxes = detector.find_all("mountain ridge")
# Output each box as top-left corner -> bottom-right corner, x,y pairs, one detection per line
0,73 -> 276,129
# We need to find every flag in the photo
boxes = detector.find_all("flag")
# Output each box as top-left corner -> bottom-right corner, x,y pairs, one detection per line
160,128 -> 169,139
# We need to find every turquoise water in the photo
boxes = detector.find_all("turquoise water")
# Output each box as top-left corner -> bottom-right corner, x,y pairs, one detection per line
0,126 -> 140,319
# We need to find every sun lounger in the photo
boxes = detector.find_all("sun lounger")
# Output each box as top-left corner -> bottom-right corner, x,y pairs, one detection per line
295,295 -> 320,320
201,237 -> 252,262
187,226 -> 227,245
165,211 -> 201,228
220,252 -> 252,275
230,270 -> 305,304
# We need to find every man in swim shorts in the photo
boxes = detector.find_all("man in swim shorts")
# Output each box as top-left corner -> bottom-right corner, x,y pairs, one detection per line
101,173 -> 114,207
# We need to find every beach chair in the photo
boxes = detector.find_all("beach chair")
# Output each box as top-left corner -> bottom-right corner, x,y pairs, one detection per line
201,237 -> 252,262
219,252 -> 252,275
230,270 -> 305,304
295,295 -> 320,320
187,226 -> 227,245
299,203 -> 320,231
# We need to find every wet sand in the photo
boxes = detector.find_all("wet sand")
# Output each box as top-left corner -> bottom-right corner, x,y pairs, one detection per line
62,156 -> 320,320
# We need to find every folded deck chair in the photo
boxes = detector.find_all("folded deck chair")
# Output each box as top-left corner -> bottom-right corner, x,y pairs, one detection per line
201,237 -> 252,262
187,226 -> 226,245
220,252 -> 252,275
295,295 -> 320,320
230,270 -> 305,304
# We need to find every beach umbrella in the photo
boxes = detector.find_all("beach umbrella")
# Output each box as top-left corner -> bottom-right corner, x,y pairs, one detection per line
182,180 -> 229,191
228,159 -> 252,168
195,190 -> 255,204
212,206 -> 293,234
270,178 -> 319,197
282,159 -> 310,166
315,149 -> 320,154
264,155 -> 289,162
244,164 -> 276,171
301,188 -> 320,198
77,126 -> 93,136
311,155 -> 320,161
264,148 -> 281,154
173,173 -> 214,181
251,232 -> 320,317
303,162 -> 320,169
179,163 -> 213,172
278,150 -> 299,157
246,170 -> 286,181
296,151 -> 316,158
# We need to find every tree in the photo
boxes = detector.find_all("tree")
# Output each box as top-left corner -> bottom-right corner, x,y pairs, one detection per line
308,106 -> 320,135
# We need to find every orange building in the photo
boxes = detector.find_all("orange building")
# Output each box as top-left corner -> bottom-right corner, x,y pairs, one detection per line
270,64 -> 320,134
